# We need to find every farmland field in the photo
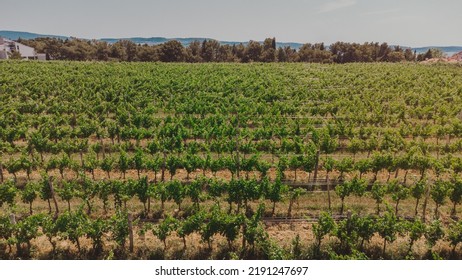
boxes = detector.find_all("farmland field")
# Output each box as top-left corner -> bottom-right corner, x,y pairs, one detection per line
1,61 -> 462,259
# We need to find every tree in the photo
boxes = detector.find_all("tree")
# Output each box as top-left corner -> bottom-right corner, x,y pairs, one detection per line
447,221 -> 462,256
57,152 -> 74,179
276,47 -> 288,62
166,155 -> 181,180
55,209 -> 87,253
356,215 -> 376,250
245,41 -> 262,62
166,180 -> 185,211
431,180 -> 448,219
5,158 -> 21,181
335,157 -> 353,180
424,219 -> 445,254
200,39 -> 220,62
0,180 -> 17,209
449,177 -> 462,216
12,214 -> 42,256
185,179 -> 204,210
260,38 -> 276,62
335,180 -> 352,215
276,155 -> 289,179
371,182 -> 387,215
159,40 -> 185,62
57,179 -> 77,211
418,48 -> 445,61
154,182 -> 169,213
242,204 -> 267,252
153,215 -> 178,251
405,219 -> 426,256
134,176 -> 150,215
256,159 -> 271,180
21,181 -> 38,215
78,173 -> 98,214
177,210 -> 205,249
100,156 -> 114,179
355,159 -> 371,179
376,210 -> 400,257
146,155 -> 162,183
133,148 -> 146,179
387,51 -> 405,62
183,153 -> 200,180
312,212 -> 336,256
350,176 -> 367,198
39,174 -> 53,214
9,50 -> 22,60
85,217 -> 109,255
83,149 -> 98,179
117,149 -> 130,179
221,212 -> 244,250
334,213 -> 361,254
289,155 -> 302,182
97,180 -> 112,214
287,187 -> 305,218
39,214 -> 58,254
109,210 -> 130,251
265,177 -> 289,216
388,180 -> 410,216
323,157 -> 335,211
411,180 -> 426,217
201,205 -> 223,250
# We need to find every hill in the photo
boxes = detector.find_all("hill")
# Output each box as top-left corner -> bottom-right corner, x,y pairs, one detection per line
0,30 -> 68,40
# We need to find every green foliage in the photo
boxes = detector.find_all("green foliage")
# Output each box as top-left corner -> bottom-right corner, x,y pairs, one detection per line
356,215 -> 376,247
55,209 -> 87,251
371,182 -> 387,214
405,219 -> 426,254
4,61 -> 462,259
411,180 -> 426,201
449,177 -> 462,215
153,215 -> 178,249
117,149 -> 130,178
312,212 -> 336,250
166,180 -> 185,210
100,156 -> 115,178
0,215 -> 14,244
85,217 -> 109,252
177,210 -> 205,247
388,180 -> 410,215
265,177 -> 289,216
431,180 -> 449,217
109,210 -> 130,249
243,204 -> 267,251
0,180 -> 17,208
12,214 -> 42,253
377,210 -> 399,243
134,176 -> 150,211
425,219 -> 445,248
447,221 -> 462,253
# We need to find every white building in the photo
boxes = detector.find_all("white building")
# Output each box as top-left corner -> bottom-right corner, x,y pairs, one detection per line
0,37 -> 44,60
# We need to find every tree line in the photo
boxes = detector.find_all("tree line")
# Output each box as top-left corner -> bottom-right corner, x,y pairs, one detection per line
17,37 -> 442,63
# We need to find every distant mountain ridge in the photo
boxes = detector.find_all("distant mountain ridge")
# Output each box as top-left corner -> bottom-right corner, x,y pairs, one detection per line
2,30 -> 462,54
0,30 -> 68,40
101,37 -> 304,49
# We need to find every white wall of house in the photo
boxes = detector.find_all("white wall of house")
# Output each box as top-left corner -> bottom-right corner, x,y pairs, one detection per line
0,50 -> 8,59
0,37 -> 38,59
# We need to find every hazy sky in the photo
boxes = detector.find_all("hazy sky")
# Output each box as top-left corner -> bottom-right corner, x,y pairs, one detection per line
1,0 -> 461,46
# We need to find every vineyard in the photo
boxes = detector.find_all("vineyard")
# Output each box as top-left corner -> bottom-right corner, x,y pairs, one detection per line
2,61 -> 462,259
